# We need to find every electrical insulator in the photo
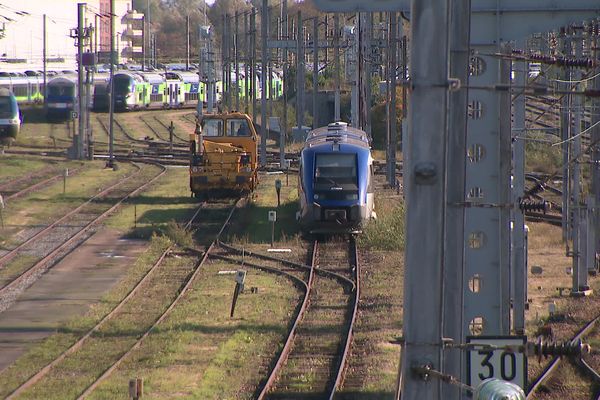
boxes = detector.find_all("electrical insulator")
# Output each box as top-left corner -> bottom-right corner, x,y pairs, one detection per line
526,338 -> 591,363
475,379 -> 525,400
519,199 -> 549,213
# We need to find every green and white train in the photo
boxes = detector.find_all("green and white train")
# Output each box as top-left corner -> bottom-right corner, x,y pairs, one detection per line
0,67 -> 284,114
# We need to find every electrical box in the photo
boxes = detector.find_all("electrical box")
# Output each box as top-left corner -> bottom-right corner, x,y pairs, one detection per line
235,270 -> 246,285
268,211 -> 277,222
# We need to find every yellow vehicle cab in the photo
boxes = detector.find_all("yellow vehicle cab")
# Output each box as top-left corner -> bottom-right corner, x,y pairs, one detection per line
189,112 -> 259,198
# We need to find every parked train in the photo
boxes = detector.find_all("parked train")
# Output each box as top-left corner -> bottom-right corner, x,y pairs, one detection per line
189,112 -> 259,198
0,74 -> 45,104
0,88 -> 21,145
0,67 -> 284,119
297,122 -> 376,234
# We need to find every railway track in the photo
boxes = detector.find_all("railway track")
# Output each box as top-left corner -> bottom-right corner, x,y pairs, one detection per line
0,163 -> 166,311
95,114 -> 189,159
254,237 -> 359,399
4,197 -> 242,399
0,167 -> 80,202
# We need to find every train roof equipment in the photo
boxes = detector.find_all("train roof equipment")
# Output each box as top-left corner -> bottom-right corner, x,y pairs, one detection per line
305,121 -> 370,149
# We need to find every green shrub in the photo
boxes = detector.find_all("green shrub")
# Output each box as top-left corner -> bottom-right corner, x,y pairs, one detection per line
162,220 -> 193,248
359,201 -> 405,250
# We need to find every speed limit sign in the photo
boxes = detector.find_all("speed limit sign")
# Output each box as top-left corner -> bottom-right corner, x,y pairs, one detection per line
467,336 -> 527,389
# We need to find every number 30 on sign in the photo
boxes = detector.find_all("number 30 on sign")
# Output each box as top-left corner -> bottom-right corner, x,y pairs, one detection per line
467,336 -> 527,389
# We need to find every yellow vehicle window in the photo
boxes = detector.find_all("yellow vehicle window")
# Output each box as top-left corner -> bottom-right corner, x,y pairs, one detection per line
229,118 -> 250,137
202,119 -> 223,136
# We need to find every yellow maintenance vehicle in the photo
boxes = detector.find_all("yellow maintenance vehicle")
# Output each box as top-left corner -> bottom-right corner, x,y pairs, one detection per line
189,112 -> 259,198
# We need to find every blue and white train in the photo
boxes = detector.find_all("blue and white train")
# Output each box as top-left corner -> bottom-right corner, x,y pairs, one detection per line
0,88 -> 21,145
298,122 -> 376,234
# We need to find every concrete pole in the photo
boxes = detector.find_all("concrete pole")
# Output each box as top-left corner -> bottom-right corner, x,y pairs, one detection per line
280,0 -> 288,168
251,9 -> 257,124
296,11 -> 304,132
196,27 -> 203,117
43,14 -> 47,113
334,13 -> 340,122
260,0 -> 268,167
313,17 -> 318,128
561,33 -> 572,242
207,37 -> 214,114
244,11 -> 250,114
77,3 -> 85,160
142,16 -> 146,71
400,0 -> 449,398
351,21 -> 358,128
221,14 -> 227,110
357,13 -> 366,131
511,40 -> 527,334
499,43 -> 513,332
365,13 -> 372,136
186,15 -> 190,70
108,0 -> 115,168
235,12 -> 240,111
592,23 -> 600,271
442,1 -> 470,397
572,28 -> 588,294
387,12 -> 397,187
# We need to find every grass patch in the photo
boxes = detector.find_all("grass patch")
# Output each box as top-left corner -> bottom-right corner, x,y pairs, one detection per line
86,259 -> 299,399
163,220 -> 194,248
104,166 -> 200,238
227,172 -> 301,245
0,155 -> 62,184
359,197 -> 405,251
525,132 -> 562,174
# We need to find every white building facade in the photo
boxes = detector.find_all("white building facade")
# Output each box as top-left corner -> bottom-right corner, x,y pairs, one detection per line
0,0 -> 132,71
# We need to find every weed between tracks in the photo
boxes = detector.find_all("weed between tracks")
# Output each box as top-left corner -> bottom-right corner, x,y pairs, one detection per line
0,161 -> 136,248
0,156 -> 58,185
87,259 -> 298,399
359,199 -> 405,251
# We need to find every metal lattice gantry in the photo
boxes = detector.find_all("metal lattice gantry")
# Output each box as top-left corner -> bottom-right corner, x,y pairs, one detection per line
313,1 -> 600,399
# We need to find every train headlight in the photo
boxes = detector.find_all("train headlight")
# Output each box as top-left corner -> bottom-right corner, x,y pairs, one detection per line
9,118 -> 19,124
346,193 -> 358,200
314,194 -> 319,200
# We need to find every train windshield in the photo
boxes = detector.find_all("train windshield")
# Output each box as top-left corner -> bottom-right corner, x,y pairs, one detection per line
48,85 -> 75,97
228,119 -> 250,137
113,76 -> 133,94
0,96 -> 15,118
202,119 -> 223,137
314,154 -> 357,186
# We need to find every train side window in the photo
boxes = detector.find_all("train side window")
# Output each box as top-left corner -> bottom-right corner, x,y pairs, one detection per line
13,85 -> 28,97
368,165 -> 373,191
202,119 -> 223,137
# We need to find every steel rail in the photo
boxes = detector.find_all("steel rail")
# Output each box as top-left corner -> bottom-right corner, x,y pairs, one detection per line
256,238 -> 358,399
329,236 -> 360,399
75,198 -> 240,399
0,163 -> 143,268
255,241 -> 316,400
0,164 -> 166,298
218,241 -> 355,289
